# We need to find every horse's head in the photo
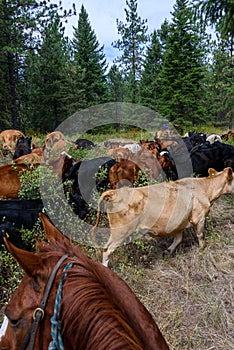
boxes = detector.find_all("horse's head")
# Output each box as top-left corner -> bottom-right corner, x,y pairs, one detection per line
0,214 -> 170,350
0,214 -> 69,350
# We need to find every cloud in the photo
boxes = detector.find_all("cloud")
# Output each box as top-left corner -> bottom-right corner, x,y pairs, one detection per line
62,0 -> 175,64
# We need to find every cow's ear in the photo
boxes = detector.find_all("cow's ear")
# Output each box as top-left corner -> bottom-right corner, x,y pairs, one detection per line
39,212 -> 68,244
226,167 -> 233,181
4,238 -> 42,276
208,168 -> 217,177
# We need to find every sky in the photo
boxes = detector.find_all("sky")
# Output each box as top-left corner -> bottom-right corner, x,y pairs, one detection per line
61,0 -> 176,66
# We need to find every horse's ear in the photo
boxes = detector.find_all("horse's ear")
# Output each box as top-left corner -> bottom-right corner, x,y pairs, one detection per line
4,238 -> 42,276
39,212 -> 68,244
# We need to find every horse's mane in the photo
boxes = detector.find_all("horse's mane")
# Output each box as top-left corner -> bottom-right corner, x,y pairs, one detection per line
37,240 -> 144,349
35,239 -> 166,350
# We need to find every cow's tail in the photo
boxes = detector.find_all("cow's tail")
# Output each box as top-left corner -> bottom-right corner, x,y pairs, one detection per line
90,191 -> 112,245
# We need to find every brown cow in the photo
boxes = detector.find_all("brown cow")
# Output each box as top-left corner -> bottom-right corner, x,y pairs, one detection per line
48,151 -> 75,179
43,131 -> 74,161
32,145 -> 44,157
109,148 -> 171,189
91,167 -> 234,266
13,153 -> 44,165
0,129 -> 25,154
43,131 -> 66,160
0,163 -> 39,199
109,159 -> 141,189
107,147 -> 133,162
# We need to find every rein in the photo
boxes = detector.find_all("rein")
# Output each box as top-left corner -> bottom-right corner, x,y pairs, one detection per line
20,254 -> 69,350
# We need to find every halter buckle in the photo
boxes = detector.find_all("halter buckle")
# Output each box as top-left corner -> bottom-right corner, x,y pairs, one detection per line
33,307 -> 44,320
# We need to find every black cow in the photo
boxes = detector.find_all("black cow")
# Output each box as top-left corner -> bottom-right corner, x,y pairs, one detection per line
182,131 -> 206,152
75,138 -> 96,149
13,136 -> 32,160
0,222 -> 24,249
64,156 -> 116,219
190,142 -> 234,177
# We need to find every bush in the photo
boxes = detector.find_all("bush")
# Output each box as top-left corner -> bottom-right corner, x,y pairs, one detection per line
18,164 -> 41,199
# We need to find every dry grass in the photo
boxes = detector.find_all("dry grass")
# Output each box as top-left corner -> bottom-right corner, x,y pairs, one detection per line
103,194 -> 234,349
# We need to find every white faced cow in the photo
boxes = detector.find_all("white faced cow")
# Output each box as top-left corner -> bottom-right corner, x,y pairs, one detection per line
91,167 -> 234,266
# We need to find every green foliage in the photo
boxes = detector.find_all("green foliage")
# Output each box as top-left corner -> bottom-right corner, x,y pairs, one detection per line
202,37 -> 234,128
18,165 -> 41,200
0,0 -> 75,131
194,0 -> 234,39
0,0 -> 233,136
21,218 -> 45,251
23,15 -> 74,132
107,64 -> 126,102
71,5 -> 107,108
157,0 -> 208,127
112,0 -> 149,103
139,30 -> 163,109
0,218 -> 45,315
0,249 -> 23,314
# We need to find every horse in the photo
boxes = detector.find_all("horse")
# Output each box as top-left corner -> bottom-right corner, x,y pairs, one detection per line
0,213 -> 169,350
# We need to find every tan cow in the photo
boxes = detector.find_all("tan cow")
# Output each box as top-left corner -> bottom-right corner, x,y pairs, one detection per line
0,129 -> 25,154
43,131 -> 74,161
91,167 -> 234,266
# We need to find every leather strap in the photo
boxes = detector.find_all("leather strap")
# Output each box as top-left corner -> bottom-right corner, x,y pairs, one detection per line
20,254 -> 68,350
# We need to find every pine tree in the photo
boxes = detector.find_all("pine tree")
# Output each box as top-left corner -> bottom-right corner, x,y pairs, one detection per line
24,15 -> 74,132
139,30 -> 163,110
157,0 -> 208,127
203,37 -> 233,128
71,5 -> 107,107
194,0 -> 234,38
112,0 -> 148,103
0,0 -> 74,130
106,64 -> 126,102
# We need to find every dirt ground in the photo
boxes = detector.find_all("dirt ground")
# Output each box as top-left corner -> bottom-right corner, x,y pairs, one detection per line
107,193 -> 234,350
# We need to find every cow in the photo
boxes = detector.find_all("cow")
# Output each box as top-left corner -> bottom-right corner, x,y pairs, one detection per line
13,136 -> 32,160
48,151 -> 75,180
0,222 -> 24,249
13,152 -> 44,165
75,138 -> 96,149
43,131 -> 73,161
0,129 -> 25,154
31,145 -> 44,158
64,156 -> 116,219
206,134 -> 222,144
122,143 -> 141,154
182,131 -> 206,152
0,163 -> 39,199
107,147 -> 133,162
221,130 -> 234,142
91,167 -> 234,266
109,159 -> 141,189
190,142 -> 234,177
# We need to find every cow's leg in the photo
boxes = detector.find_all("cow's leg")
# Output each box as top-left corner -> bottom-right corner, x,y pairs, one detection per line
195,219 -> 206,249
102,232 -> 129,267
164,231 -> 183,255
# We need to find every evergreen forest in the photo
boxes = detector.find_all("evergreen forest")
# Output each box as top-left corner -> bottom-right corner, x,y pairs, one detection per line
0,0 -> 233,133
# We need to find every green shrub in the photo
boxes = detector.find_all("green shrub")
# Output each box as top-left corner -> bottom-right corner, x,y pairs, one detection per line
18,164 -> 41,199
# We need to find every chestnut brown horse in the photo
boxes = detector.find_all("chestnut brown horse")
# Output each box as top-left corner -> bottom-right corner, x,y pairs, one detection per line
0,213 -> 169,350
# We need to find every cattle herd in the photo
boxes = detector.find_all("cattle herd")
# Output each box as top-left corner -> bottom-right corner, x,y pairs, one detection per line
0,128 -> 234,263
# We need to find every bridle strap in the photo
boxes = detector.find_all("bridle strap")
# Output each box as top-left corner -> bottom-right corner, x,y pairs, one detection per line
20,254 -> 69,350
